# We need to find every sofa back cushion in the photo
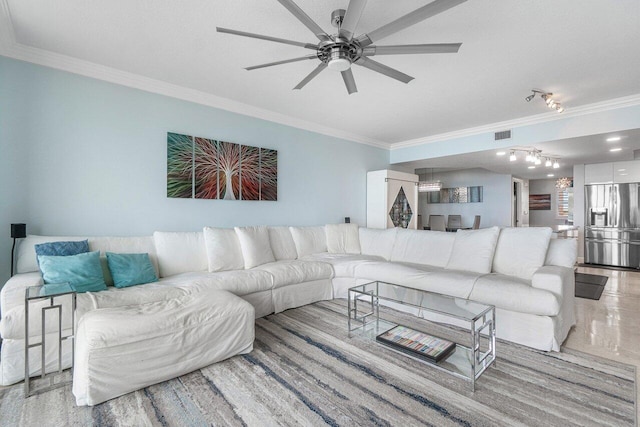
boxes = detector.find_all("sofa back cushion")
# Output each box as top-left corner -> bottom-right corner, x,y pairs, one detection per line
492,227 -> 552,280
203,227 -> 245,272
390,228 -> 455,267
153,231 -> 208,277
326,223 -> 361,254
445,226 -> 500,274
234,226 -> 275,269
289,226 -> 327,258
359,228 -> 397,261
268,227 -> 298,261
545,238 -> 577,268
17,235 -> 88,274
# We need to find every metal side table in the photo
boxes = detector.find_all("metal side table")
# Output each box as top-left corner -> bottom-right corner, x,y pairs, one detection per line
25,284 -> 76,397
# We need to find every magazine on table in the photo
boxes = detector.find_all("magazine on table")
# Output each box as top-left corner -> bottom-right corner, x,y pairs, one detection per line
376,325 -> 456,363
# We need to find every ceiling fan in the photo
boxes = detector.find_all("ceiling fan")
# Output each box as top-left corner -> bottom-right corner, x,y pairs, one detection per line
217,0 -> 466,94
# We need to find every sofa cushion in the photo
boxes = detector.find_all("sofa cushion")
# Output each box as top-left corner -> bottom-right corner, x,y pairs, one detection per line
289,226 -> 327,258
390,228 -> 455,268
446,226 -> 500,274
326,223 -> 361,254
359,228 -> 397,260
38,251 -> 108,293
492,227 -> 552,280
253,260 -> 333,289
469,273 -> 560,316
153,231 -> 208,277
202,227 -> 244,272
164,270 -> 274,296
304,253 -> 384,277
234,226 -> 275,269
353,261 -> 480,299
545,238 -> 577,268
106,252 -> 158,288
268,227 -> 297,261
17,235 -> 88,274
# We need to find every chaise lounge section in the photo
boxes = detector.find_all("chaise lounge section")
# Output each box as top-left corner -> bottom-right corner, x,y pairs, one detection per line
0,223 -> 577,394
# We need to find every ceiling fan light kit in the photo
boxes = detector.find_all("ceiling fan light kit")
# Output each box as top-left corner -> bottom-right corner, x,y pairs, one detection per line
525,89 -> 565,113
217,0 -> 467,94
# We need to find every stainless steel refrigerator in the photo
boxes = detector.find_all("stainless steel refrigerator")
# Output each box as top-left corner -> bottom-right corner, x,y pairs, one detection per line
585,183 -> 640,268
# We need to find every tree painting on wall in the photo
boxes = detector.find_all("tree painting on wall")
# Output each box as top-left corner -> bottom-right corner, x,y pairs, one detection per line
167,132 -> 193,198
167,133 -> 277,201
240,145 -> 260,200
260,148 -> 278,201
194,137 -> 220,199
214,141 -> 240,200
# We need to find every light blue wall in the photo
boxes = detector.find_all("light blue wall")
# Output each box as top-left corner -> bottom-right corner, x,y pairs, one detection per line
0,60 -> 30,286
0,56 -> 389,284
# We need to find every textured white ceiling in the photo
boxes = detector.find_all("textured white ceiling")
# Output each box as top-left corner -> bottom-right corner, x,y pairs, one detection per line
4,0 -> 640,146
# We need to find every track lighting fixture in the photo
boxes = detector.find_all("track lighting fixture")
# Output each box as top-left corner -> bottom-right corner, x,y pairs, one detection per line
500,148 -> 561,169
525,89 -> 565,113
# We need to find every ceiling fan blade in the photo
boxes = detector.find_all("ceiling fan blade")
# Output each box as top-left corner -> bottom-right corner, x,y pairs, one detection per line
339,0 -> 367,41
246,55 -> 318,71
357,0 -> 467,47
354,57 -> 414,84
217,27 -> 317,50
341,69 -> 358,94
363,43 -> 462,56
276,0 -> 331,42
294,63 -> 327,90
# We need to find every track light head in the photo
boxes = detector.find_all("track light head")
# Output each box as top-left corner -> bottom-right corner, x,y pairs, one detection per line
555,105 -> 564,113
545,158 -> 552,167
553,160 -> 560,169
509,152 -> 517,162
525,94 -> 535,102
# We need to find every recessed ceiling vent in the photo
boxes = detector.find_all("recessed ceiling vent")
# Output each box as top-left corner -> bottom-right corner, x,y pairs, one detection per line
494,130 -> 512,141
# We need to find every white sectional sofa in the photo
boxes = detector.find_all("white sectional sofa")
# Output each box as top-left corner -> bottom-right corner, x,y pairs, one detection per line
0,224 -> 577,387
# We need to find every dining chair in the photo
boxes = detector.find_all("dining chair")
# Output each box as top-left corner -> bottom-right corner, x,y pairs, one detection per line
447,215 -> 462,230
472,215 -> 481,229
429,215 -> 446,232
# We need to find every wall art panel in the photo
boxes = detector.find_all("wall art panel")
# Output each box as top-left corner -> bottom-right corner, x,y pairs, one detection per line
166,132 -> 193,198
240,145 -> 260,201
260,148 -> 278,201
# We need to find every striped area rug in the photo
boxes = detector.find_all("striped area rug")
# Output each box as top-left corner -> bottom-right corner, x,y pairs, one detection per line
0,300 -> 635,426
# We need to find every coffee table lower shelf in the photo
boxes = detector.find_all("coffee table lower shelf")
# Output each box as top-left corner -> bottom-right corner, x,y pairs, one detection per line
358,319 -> 486,386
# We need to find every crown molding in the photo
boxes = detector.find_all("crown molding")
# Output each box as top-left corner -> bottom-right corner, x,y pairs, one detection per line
0,1 -> 388,149
390,93 -> 640,150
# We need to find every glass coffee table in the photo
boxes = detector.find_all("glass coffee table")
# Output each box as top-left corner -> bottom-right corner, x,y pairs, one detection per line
348,281 -> 495,391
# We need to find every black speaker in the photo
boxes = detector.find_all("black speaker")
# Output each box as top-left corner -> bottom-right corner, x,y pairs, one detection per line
344,217 -> 351,224
11,223 -> 26,239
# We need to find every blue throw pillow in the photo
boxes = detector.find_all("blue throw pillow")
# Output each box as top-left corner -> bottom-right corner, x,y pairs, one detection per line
35,240 -> 90,268
38,251 -> 107,293
106,252 -> 158,288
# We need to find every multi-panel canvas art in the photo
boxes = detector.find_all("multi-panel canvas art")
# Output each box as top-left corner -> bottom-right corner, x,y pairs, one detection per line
167,132 -> 277,201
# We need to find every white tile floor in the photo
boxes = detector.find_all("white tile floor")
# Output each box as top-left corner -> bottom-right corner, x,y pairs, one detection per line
565,265 -> 640,421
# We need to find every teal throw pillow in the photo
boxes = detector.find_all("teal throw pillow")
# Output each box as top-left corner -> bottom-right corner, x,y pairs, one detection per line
106,252 -> 158,288
38,251 -> 108,293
